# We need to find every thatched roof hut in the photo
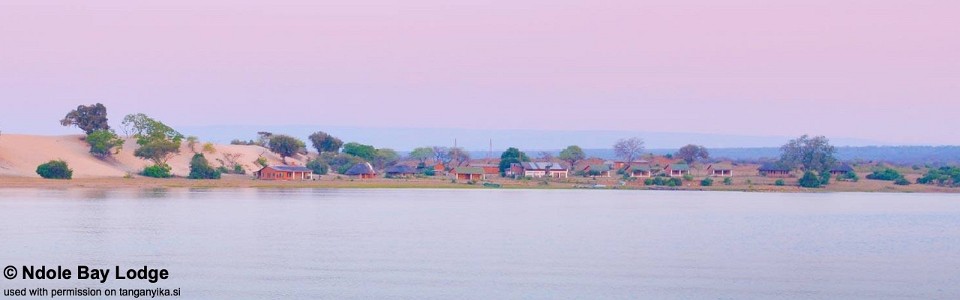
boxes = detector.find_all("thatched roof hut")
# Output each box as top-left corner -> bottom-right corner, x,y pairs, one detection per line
345,162 -> 376,178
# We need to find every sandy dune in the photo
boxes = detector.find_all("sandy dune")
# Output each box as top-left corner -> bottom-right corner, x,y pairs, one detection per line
0,134 -> 304,178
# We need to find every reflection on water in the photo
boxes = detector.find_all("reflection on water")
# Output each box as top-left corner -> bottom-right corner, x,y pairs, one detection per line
1,188 -> 959,299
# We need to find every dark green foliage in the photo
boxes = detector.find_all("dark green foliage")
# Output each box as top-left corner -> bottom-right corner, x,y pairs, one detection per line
643,176 -> 683,187
233,164 -> 246,175
559,145 -> 586,168
86,129 -> 124,158
866,168 -> 903,181
188,154 -> 221,179
723,177 -> 733,185
268,135 -> 306,163
775,179 -> 785,186
799,171 -> 822,188
308,131 -> 343,154
124,114 -> 183,165
498,147 -> 531,173
819,172 -> 831,185
36,160 -> 72,179
61,103 -> 110,134
342,142 -> 377,161
142,164 -> 172,178
318,152 -> 365,174
255,157 -> 269,167
894,178 -> 911,185
700,177 -> 714,186
682,174 -> 694,182
307,159 -> 329,175
838,170 -> 859,182
916,166 -> 960,186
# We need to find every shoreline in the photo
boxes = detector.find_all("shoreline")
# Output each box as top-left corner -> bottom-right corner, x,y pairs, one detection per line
1,176 -> 958,193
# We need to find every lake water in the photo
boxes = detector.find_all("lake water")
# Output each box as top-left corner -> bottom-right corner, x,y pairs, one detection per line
1,188 -> 959,299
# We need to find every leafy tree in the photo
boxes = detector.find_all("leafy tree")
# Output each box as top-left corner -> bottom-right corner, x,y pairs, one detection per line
917,166 -> 960,186
431,146 -> 450,166
408,147 -> 435,164
61,103 -> 110,134
866,168 -> 904,181
318,152 -> 365,174
123,114 -> 184,166
614,137 -> 645,163
188,153 -> 221,179
186,136 -> 199,153
799,171 -> 823,188
36,160 -> 73,179
676,144 -> 709,164
256,132 -> 273,147
779,135 -> 837,175
86,129 -> 124,158
499,147 -> 530,173
373,148 -> 400,169
342,142 -> 377,161
308,131 -> 343,154
559,145 -> 586,169
202,142 -> 216,154
306,158 -> 329,175
268,135 -> 306,164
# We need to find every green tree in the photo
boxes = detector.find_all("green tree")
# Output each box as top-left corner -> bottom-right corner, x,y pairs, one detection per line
676,144 -> 709,164
86,130 -> 124,158
188,153 -> 221,179
268,135 -> 305,164
342,142 -> 377,161
308,131 -> 343,155
448,147 -> 470,167
559,145 -> 586,168
799,171 -> 823,188
36,160 -> 73,179
498,147 -> 530,174
373,148 -> 400,169
186,136 -> 199,153
779,135 -> 837,175
61,103 -> 110,134
408,147 -> 435,164
306,158 -> 329,175
123,114 -> 183,166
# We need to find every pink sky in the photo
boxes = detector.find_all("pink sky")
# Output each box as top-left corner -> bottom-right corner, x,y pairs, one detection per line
1,0 -> 958,145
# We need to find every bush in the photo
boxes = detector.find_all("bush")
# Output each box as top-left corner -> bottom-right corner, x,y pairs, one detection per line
306,159 -> 329,175
682,174 -> 694,182
917,166 -> 960,186
774,179 -> 785,186
700,177 -> 713,186
723,177 -> 733,185
799,171 -> 822,188
233,164 -> 246,175
838,171 -> 859,182
644,176 -> 683,187
255,156 -> 269,167
142,164 -> 172,178
866,168 -> 903,181
36,160 -> 72,179
189,154 -> 221,179
894,178 -> 911,186
86,130 -> 124,158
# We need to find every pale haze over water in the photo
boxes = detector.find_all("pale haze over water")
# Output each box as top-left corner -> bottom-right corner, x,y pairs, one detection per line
1,189 -> 958,299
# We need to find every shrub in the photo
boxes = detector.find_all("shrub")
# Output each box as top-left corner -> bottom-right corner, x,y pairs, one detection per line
894,178 -> 911,186
819,172 -> 831,185
700,177 -> 713,186
36,160 -> 72,179
682,174 -> 694,182
723,177 -> 733,185
838,171 -> 859,182
799,171 -> 822,188
86,130 -> 124,158
142,164 -> 172,178
644,176 -> 682,187
306,159 -> 329,175
188,154 -> 221,179
774,179 -> 785,186
255,156 -> 269,168
422,169 -> 436,176
917,166 -> 960,187
233,164 -> 246,175
202,142 -> 217,154
866,168 -> 903,181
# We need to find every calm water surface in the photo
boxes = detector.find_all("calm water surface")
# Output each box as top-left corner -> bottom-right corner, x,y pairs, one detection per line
1,188 -> 959,299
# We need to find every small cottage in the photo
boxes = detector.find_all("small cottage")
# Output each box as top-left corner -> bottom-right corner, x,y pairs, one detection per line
758,163 -> 792,177
520,162 -> 568,178
830,163 -> 854,176
454,167 -> 486,181
583,164 -> 613,177
665,163 -> 689,177
707,163 -> 733,177
385,165 -> 417,178
255,165 -> 314,181
627,164 -> 656,178
345,162 -> 377,179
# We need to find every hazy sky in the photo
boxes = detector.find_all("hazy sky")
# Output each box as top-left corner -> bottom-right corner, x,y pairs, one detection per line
1,0 -> 958,145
